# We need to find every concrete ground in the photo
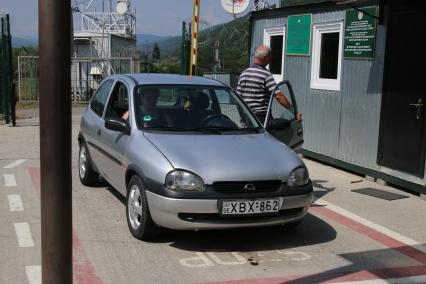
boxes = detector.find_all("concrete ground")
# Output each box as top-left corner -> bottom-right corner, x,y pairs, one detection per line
1,109 -> 425,284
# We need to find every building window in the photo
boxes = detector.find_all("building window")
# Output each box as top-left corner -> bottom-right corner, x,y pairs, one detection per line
311,22 -> 343,91
264,26 -> 286,83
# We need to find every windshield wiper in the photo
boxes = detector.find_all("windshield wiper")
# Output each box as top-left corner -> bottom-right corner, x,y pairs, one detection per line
192,127 -> 262,133
144,126 -> 222,134
238,127 -> 263,133
144,126 -> 188,131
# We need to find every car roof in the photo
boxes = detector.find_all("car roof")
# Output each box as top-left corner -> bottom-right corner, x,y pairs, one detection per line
119,73 -> 226,87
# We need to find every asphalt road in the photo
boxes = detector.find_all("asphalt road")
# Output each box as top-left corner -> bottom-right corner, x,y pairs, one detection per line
1,112 -> 425,284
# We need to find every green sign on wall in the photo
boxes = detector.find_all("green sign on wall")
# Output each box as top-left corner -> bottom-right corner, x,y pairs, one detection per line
287,14 -> 312,56
344,6 -> 378,58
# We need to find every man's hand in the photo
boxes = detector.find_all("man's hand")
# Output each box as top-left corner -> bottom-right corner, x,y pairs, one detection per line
122,111 -> 129,121
296,112 -> 302,121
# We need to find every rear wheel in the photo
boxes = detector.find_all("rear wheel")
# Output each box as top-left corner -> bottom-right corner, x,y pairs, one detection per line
126,175 -> 160,240
78,141 -> 99,186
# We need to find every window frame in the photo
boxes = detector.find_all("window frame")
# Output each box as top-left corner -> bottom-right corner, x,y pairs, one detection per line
89,79 -> 114,117
263,26 -> 286,83
104,80 -> 130,121
310,22 -> 344,91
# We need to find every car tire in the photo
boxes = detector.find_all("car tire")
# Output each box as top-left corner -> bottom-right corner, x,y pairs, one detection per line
78,141 -> 99,186
126,175 -> 160,240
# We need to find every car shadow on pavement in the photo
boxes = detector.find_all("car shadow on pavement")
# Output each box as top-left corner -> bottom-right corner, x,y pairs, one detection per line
279,246 -> 426,283
312,179 -> 335,200
153,213 -> 337,253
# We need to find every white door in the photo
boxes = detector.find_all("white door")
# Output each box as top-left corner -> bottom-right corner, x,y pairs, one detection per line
263,27 -> 286,83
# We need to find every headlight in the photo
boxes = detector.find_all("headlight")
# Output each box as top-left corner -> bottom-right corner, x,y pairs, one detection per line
165,170 -> 204,191
287,167 -> 309,187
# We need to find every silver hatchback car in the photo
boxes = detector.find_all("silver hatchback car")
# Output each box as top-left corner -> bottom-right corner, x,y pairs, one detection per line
78,74 -> 313,240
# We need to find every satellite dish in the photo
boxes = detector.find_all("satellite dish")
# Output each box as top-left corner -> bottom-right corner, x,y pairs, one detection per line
221,0 -> 250,15
116,1 -> 128,15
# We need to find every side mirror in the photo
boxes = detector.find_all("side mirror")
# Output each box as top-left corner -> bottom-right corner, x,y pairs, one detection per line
266,118 -> 291,131
105,118 -> 131,135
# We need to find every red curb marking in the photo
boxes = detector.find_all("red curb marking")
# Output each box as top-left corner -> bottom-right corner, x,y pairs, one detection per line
311,206 -> 426,265
210,205 -> 426,284
212,265 -> 426,284
28,167 -> 103,284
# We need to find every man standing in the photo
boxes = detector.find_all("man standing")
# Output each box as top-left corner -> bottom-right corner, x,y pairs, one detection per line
237,45 -> 301,124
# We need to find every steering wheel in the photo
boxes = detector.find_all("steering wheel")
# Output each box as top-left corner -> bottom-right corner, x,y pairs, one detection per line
199,113 -> 231,127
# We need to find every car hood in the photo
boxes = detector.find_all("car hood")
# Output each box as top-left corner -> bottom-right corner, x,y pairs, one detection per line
144,132 -> 304,185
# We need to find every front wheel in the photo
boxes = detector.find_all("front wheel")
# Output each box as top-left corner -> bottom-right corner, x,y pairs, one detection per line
126,175 -> 160,240
78,141 -> 99,186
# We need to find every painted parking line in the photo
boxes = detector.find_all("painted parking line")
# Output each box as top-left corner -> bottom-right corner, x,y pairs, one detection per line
314,200 -> 426,255
4,174 -> 17,187
336,275 -> 426,284
312,201 -> 426,265
4,159 -> 27,169
14,222 -> 34,248
7,194 -> 24,211
25,265 -> 41,284
213,267 -> 426,284
212,199 -> 426,284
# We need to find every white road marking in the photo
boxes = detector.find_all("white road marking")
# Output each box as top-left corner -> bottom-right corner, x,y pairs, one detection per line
4,174 -> 17,187
315,199 -> 426,254
336,275 -> 426,284
4,159 -> 26,169
207,252 -> 247,265
14,223 -> 34,248
7,194 -> 24,211
25,265 -> 41,284
179,252 -> 215,267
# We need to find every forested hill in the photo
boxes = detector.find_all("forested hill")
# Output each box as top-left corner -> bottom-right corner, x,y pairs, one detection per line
152,16 -> 250,75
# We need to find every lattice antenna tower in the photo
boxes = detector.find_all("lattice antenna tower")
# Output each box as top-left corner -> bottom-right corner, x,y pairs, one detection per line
72,0 -> 136,38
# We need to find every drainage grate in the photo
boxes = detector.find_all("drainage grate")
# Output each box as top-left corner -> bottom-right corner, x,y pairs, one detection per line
351,188 -> 409,201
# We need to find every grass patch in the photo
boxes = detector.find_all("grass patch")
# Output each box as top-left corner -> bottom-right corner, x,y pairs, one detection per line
16,100 -> 89,110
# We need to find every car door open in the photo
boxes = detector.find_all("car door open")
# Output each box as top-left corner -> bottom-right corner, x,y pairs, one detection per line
265,80 -> 304,150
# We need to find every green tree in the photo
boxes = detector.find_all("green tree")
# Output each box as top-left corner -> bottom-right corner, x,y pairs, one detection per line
152,43 -> 161,60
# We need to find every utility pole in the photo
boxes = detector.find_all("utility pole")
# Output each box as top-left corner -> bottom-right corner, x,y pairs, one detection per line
39,0 -> 73,283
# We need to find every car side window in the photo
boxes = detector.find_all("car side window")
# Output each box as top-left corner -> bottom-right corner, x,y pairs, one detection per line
90,79 -> 114,117
105,81 -> 129,121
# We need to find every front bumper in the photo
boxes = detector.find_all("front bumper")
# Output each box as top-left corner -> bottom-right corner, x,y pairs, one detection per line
146,190 -> 314,230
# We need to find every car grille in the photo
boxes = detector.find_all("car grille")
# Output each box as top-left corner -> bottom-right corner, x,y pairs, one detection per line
212,180 -> 282,194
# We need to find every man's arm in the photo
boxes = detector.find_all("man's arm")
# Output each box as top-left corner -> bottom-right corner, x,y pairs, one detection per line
266,75 -> 302,121
275,91 -> 292,109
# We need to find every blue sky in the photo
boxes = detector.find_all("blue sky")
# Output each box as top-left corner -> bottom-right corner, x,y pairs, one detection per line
0,0 -> 276,38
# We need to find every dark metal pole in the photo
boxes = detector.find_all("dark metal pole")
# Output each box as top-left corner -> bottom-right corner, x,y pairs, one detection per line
39,0 -> 72,283
10,82 -> 16,126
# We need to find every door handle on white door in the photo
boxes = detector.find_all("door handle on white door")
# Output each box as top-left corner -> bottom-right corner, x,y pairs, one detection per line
409,98 -> 423,120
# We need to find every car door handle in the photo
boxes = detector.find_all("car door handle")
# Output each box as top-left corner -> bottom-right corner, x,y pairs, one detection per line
409,98 -> 423,120
97,129 -> 102,136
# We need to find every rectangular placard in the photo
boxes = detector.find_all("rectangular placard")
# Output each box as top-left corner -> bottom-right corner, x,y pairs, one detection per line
287,14 -> 312,56
344,6 -> 378,58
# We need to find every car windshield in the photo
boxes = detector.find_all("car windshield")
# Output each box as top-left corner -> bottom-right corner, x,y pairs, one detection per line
134,85 -> 262,131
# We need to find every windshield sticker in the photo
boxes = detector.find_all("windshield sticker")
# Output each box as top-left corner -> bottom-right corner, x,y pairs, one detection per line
143,115 -> 152,122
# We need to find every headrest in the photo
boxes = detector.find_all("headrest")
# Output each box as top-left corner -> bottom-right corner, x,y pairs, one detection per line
193,92 -> 209,109
142,87 -> 159,97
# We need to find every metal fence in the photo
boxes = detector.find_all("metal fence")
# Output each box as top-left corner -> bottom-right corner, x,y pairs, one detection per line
18,56 -> 140,102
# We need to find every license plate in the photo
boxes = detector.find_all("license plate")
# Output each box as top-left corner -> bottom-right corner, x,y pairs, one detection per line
221,199 -> 281,215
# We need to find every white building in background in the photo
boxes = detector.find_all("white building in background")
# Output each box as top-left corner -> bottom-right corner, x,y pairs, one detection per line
71,0 -> 138,100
